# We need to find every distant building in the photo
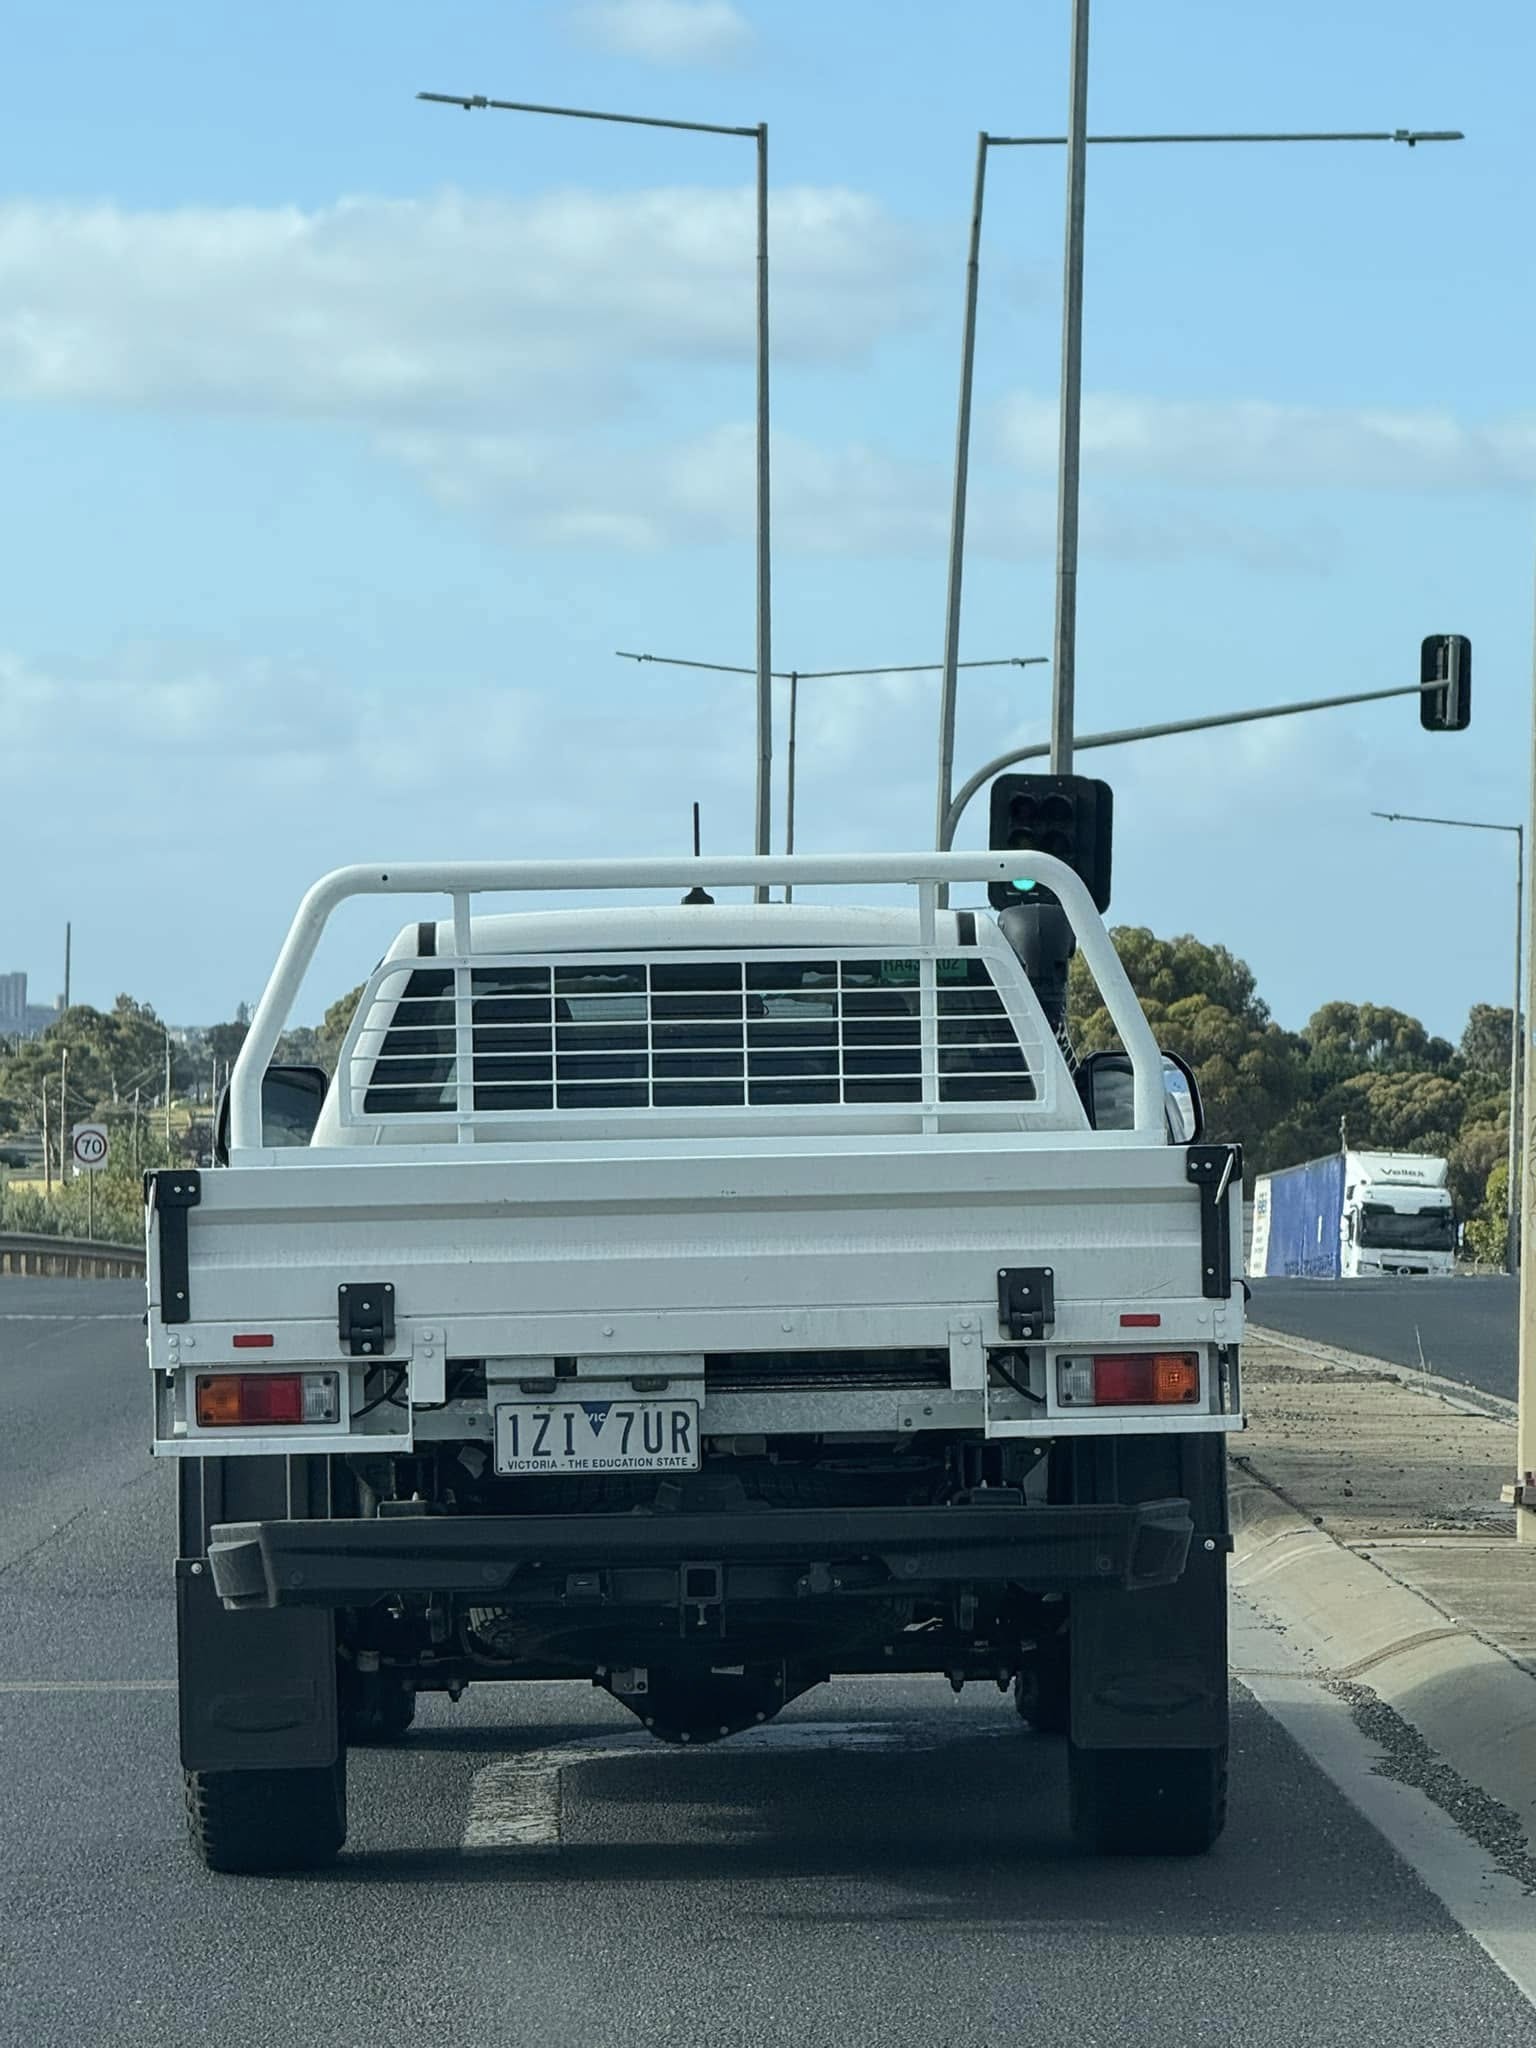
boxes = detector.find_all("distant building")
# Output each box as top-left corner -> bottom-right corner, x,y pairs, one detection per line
0,972 -> 62,1040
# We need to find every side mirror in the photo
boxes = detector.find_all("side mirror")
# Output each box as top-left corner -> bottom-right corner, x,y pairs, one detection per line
213,1064 -> 329,1165
1077,1049 -> 1137,1131
1159,1052 -> 1203,1145
1076,1049 -> 1204,1143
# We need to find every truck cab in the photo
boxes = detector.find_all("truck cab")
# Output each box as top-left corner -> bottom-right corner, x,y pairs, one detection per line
1341,1151 -> 1456,1278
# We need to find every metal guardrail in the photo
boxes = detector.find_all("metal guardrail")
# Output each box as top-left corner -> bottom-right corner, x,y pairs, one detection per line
0,1231 -> 145,1279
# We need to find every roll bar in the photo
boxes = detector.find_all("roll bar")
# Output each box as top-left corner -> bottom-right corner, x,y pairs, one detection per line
228,853 -> 1164,1150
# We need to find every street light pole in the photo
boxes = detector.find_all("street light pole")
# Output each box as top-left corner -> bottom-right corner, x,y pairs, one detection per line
1372,811 -> 1524,1269
620,650 -> 1045,902
1520,560 -> 1536,1540
418,89 -> 773,898
934,116 -> 1461,838
752,123 -> 772,902
1052,0 -> 1092,775
936,136 -> 991,853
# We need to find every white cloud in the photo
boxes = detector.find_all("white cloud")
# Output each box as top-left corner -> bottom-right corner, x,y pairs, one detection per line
390,418 -> 1330,570
388,421 -> 951,555
0,649 -> 535,800
570,0 -> 755,64
998,389 -> 1536,492
0,189 -> 927,426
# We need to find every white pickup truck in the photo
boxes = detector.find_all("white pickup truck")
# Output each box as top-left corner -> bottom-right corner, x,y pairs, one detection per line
150,851 -> 1243,1872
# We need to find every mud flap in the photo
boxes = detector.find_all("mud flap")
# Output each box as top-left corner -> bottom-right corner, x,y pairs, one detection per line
1067,1434 -> 1229,1751
177,1559 -> 338,1772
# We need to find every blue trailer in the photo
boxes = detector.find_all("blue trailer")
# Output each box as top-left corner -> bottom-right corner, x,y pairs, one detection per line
1249,1151 -> 1455,1280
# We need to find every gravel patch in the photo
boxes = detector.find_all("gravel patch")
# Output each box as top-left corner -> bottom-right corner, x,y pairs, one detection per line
1336,1679 -> 1536,1894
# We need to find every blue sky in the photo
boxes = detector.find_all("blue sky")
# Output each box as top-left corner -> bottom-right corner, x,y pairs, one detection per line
2,0 -> 1533,1037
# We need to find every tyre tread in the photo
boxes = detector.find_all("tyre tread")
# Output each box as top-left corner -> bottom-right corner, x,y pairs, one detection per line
184,1759 -> 346,1874
1068,1742 -> 1227,1856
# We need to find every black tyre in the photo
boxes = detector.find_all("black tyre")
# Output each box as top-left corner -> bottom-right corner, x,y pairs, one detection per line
1013,1628 -> 1070,1735
1068,1742 -> 1227,1856
342,1672 -> 417,1746
184,1757 -> 347,1874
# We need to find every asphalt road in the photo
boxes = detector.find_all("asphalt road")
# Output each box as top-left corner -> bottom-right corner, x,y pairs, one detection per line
1249,1276 -> 1518,1403
2,1277 -> 1532,2046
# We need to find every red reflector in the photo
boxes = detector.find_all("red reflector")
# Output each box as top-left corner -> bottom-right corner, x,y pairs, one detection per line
242,1375 -> 304,1423
196,1374 -> 305,1426
1120,1313 -> 1161,1328
232,1333 -> 274,1349
1091,1353 -> 1200,1406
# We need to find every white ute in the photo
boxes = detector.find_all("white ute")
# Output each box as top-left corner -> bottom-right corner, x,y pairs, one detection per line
150,851 -> 1244,1871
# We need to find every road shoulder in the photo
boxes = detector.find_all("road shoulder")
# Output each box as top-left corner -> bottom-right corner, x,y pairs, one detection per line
1233,1328 -> 1536,1870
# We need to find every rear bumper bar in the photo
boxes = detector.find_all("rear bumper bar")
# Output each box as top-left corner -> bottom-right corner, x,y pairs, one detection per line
207,1499 -> 1194,1611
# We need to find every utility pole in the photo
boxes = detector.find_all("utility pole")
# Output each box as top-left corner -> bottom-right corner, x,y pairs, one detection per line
133,1084 -> 142,1174
41,1080 -> 51,1197
59,1045 -> 69,1185
63,921 -> 71,1015
164,1029 -> 173,1150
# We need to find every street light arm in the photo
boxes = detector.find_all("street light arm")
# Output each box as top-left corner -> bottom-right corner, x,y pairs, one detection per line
417,90 -> 757,137
617,651 -> 760,677
1376,809 -> 1522,834
616,651 -> 1047,681
793,657 -> 1047,680
984,129 -> 1464,147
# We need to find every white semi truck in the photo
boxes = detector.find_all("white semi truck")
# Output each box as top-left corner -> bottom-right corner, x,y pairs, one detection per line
148,849 -> 1244,1872
1248,1150 -> 1456,1279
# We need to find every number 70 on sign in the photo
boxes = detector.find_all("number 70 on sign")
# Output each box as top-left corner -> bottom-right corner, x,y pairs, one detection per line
70,1123 -> 110,1172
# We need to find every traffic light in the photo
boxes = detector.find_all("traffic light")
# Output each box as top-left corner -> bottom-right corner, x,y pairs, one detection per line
1420,633 -> 1471,732
987,773 -> 1113,912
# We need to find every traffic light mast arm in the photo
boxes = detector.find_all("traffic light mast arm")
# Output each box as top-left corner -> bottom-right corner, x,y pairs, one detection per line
941,676 -> 1454,849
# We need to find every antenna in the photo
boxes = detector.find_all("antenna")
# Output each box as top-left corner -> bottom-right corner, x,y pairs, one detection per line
683,801 -> 713,905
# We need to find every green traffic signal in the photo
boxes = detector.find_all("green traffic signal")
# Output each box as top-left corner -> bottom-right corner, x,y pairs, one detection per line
987,773 -> 1114,912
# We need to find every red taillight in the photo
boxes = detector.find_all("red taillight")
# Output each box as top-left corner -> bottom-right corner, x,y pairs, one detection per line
195,1373 -> 339,1427
1119,1313 -> 1161,1329
232,1333 -> 274,1350
1092,1353 -> 1200,1406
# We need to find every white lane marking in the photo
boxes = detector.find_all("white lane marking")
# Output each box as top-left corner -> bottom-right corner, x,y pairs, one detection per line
0,1314 -> 142,1322
1234,1602 -> 1536,2011
0,1680 -> 175,1693
462,1718 -> 940,1852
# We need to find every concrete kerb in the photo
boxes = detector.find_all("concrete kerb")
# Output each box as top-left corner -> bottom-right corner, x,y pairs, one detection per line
1230,1428 -> 1536,1850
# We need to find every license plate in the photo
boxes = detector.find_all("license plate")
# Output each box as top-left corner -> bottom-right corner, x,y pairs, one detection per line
493,1399 -> 701,1476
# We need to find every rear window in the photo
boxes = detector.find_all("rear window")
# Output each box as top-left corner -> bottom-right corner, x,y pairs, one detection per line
360,956 -> 1034,1116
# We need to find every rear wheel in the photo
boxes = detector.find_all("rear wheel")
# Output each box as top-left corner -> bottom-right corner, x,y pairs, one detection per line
1068,1742 -> 1227,1856
1013,1624 -> 1070,1735
184,1757 -> 347,1874
342,1671 -> 417,1746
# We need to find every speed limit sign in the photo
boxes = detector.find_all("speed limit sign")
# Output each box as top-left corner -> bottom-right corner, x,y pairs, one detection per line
70,1123 -> 110,1173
